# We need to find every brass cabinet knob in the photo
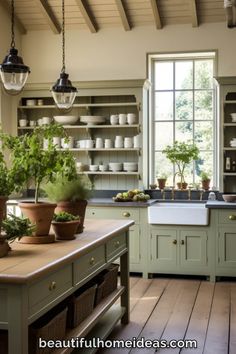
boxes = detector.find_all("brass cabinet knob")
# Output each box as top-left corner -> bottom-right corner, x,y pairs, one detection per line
173,239 -> 177,245
181,240 -> 185,245
122,212 -> 130,217
90,257 -> 95,265
49,281 -> 56,291
229,215 -> 236,220
115,240 -> 120,248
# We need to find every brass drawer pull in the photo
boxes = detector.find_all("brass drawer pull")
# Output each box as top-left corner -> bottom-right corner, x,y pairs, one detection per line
49,281 -> 56,291
123,212 -> 130,217
229,215 -> 236,220
90,257 -> 95,265
173,239 -> 177,245
115,240 -> 120,248
181,240 -> 185,245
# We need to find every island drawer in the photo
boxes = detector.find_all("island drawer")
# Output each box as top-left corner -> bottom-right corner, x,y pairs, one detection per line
106,233 -> 127,261
86,207 -> 140,224
218,210 -> 236,224
29,265 -> 73,316
73,245 -> 106,286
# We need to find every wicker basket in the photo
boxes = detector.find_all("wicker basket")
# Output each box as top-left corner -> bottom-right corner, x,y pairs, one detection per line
29,306 -> 68,354
67,283 -> 97,328
94,264 -> 119,306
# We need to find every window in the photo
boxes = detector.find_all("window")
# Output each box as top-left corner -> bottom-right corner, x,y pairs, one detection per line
148,51 -> 217,188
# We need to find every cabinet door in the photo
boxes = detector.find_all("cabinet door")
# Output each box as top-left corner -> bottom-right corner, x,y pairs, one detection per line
129,225 -> 140,264
150,229 -> 177,270
180,230 -> 207,269
218,227 -> 236,268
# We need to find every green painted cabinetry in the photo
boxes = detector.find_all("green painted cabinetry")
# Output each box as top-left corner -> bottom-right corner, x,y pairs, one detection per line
86,205 -> 148,277
148,225 -> 212,279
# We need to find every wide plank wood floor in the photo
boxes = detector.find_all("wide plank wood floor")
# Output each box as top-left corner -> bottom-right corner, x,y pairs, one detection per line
98,277 -> 236,354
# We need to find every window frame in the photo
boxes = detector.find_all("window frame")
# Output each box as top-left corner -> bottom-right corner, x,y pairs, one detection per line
147,51 -> 218,188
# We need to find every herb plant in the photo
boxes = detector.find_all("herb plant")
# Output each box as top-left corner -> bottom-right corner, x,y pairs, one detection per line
53,211 -> 79,222
200,171 -> 211,181
2,213 -> 35,242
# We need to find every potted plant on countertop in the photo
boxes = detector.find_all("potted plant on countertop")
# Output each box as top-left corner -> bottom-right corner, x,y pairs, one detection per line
0,124 -> 77,243
52,211 -> 80,240
42,174 -> 92,233
157,173 -> 167,190
162,141 -> 199,190
0,214 -> 35,255
200,171 -> 211,191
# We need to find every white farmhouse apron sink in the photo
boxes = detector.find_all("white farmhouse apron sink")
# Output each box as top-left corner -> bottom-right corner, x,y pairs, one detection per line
148,202 -> 209,225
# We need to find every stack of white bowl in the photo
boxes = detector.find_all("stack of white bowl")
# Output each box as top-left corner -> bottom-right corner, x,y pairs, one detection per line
230,138 -> 236,147
123,162 -> 138,172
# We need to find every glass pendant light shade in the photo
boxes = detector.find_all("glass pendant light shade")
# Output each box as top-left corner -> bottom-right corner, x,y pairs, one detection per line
52,72 -> 77,109
51,0 -> 77,109
0,48 -> 30,91
0,0 -> 30,93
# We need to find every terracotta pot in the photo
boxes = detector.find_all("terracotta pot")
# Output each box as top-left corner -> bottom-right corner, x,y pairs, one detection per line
202,179 -> 211,191
0,238 -> 10,258
55,200 -> 88,234
157,178 -> 166,190
52,220 -> 80,240
0,196 -> 8,231
177,182 -> 188,190
19,202 -> 57,236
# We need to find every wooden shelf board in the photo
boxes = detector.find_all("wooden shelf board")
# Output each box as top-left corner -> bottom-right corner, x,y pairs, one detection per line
18,102 -> 138,109
78,171 -> 139,175
79,305 -> 126,354
224,147 -> 236,150
52,287 -> 125,354
224,101 -> 236,104
18,124 -> 140,130
223,173 -> 236,176
224,123 -> 236,126
65,148 -> 140,152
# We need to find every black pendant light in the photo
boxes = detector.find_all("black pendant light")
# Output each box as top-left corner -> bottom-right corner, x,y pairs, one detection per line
51,0 -> 77,109
0,0 -> 30,93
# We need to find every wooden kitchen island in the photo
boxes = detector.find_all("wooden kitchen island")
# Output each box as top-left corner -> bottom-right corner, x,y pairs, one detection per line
0,219 -> 133,354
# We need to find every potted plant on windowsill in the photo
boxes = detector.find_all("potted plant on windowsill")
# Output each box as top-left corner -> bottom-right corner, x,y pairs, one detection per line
156,173 -> 167,190
52,212 -> 80,240
1,124 -> 77,243
42,174 -> 92,233
200,171 -> 211,191
162,141 -> 199,190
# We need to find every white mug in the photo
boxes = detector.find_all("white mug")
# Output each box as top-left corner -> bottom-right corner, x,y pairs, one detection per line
127,113 -> 136,125
118,114 -> 127,125
124,137 -> 133,148
52,137 -> 61,148
29,120 -> 36,127
19,119 -> 28,127
104,139 -> 113,148
95,138 -> 103,148
42,117 -> 51,125
110,115 -> 119,125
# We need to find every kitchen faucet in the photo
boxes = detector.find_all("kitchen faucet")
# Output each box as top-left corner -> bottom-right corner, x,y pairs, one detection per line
171,187 -> 175,200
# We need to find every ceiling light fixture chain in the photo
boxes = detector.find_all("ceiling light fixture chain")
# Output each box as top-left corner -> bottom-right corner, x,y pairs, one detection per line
11,0 -> 15,48
62,0 -> 65,73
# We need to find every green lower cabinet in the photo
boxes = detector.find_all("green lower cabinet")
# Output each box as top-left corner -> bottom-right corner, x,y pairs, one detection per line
149,226 -> 210,277
86,206 -> 146,275
217,227 -> 236,276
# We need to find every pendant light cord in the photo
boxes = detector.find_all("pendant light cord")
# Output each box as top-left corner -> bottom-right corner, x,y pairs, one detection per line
62,0 -> 65,73
11,0 -> 15,48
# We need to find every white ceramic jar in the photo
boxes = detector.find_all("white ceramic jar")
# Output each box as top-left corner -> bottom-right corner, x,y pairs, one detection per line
86,140 -> 94,149
124,137 -> 133,148
118,114 -> 127,125
115,136 -> 124,148
110,115 -> 119,125
19,119 -> 28,127
42,117 -> 51,125
95,137 -> 103,148
52,137 -> 61,149
104,139 -> 113,148
127,113 -> 136,125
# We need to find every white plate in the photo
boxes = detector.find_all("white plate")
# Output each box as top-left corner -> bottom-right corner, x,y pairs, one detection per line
80,116 -> 106,125
54,116 -> 78,125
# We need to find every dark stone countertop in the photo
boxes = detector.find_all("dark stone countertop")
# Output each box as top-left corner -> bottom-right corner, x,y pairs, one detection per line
205,200 -> 236,209
87,198 -> 158,208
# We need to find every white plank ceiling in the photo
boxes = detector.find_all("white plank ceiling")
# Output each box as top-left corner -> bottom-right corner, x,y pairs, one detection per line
0,0 -> 227,34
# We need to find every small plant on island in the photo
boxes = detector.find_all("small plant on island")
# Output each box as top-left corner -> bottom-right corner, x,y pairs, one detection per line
2,213 -> 35,242
52,212 -> 80,241
53,211 -> 80,222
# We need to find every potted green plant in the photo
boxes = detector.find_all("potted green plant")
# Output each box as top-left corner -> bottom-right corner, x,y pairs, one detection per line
162,141 -> 199,190
1,124 -> 77,242
200,171 -> 211,191
42,174 -> 92,233
0,214 -> 35,256
156,173 -> 167,190
52,212 -> 80,240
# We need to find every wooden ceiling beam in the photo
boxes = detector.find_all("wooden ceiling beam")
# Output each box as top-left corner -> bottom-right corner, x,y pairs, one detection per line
150,0 -> 162,29
114,0 -> 131,31
34,0 -> 61,34
189,0 -> 198,27
74,0 -> 97,33
0,0 -> 26,34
